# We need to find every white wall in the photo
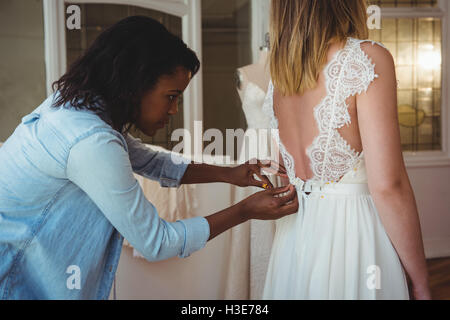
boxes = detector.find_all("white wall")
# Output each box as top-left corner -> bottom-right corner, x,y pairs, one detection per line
407,166 -> 450,258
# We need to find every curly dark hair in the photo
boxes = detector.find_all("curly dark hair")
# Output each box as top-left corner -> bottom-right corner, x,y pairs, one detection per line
51,15 -> 200,133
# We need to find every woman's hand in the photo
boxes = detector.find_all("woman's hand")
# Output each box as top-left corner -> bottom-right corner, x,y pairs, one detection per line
238,184 -> 298,221
205,184 -> 299,241
226,158 -> 289,189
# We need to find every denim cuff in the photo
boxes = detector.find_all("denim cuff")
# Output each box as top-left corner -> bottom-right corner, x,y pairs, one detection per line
159,152 -> 190,188
177,216 -> 210,258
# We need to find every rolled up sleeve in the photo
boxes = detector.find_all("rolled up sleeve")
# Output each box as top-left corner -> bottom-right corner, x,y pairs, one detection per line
66,131 -> 209,261
123,132 -> 190,188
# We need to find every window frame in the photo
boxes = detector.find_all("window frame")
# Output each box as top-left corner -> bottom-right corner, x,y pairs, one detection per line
42,0 -> 203,139
374,0 -> 450,167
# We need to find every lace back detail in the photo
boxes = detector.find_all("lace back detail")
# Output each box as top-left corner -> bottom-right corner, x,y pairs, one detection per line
262,37 -> 386,185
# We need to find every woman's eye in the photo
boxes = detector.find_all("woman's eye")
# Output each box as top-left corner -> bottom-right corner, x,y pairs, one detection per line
168,95 -> 177,101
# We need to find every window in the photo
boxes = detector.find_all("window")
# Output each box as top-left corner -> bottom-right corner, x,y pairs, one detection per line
368,17 -> 442,152
367,0 -> 449,165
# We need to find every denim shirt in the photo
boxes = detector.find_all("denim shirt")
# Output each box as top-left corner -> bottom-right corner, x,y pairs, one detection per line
0,93 -> 210,299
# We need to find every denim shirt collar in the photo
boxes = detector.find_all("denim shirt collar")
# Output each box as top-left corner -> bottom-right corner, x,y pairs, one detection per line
51,91 -> 115,129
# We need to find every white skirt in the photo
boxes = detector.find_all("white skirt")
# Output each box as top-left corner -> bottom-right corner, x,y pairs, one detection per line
262,182 -> 410,300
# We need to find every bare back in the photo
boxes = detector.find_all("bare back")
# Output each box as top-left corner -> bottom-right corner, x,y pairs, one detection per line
263,37 -> 388,185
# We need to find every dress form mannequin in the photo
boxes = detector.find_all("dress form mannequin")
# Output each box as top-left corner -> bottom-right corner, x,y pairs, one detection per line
223,48 -> 279,300
236,49 -> 271,100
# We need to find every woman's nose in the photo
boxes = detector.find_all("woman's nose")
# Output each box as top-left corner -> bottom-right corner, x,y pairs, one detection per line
168,102 -> 178,115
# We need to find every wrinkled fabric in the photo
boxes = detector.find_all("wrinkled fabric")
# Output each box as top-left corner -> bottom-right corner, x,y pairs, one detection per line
263,180 -> 409,299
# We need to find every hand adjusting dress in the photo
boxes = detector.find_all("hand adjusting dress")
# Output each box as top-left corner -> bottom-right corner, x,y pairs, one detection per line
261,37 -> 409,300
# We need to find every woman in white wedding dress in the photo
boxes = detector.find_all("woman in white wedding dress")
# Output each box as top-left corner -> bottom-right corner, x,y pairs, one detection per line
262,0 -> 431,300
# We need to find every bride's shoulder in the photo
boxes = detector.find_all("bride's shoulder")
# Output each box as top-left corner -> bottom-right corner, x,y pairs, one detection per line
347,37 -> 395,73
341,37 -> 396,94
350,37 -> 393,61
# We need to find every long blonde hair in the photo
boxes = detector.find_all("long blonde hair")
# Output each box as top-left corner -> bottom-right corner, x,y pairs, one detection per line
270,0 -> 370,96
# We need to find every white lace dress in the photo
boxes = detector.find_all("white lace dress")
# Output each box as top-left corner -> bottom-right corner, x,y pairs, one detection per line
261,37 -> 410,299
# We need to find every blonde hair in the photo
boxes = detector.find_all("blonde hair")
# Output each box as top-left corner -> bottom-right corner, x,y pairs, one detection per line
270,0 -> 370,96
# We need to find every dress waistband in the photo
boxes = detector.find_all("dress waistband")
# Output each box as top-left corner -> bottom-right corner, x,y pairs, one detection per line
293,179 -> 371,195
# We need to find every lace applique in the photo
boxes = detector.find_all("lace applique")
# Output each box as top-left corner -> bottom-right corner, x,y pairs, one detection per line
262,37 -> 385,185
307,37 -> 384,183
